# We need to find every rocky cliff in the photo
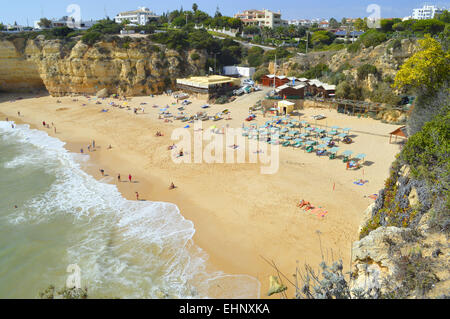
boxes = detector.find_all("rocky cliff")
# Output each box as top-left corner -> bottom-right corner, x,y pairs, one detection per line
0,36 -> 207,96
270,38 -> 418,82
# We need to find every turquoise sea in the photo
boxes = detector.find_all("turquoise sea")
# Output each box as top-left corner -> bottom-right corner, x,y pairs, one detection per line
0,121 -> 260,299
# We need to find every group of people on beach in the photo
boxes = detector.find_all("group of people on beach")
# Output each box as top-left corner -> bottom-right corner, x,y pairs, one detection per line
80,140 -> 96,154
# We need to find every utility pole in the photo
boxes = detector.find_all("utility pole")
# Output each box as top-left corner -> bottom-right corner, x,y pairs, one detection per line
306,31 -> 309,54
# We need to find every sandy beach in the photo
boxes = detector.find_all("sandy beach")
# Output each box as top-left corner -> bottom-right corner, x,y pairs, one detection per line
0,90 -> 402,298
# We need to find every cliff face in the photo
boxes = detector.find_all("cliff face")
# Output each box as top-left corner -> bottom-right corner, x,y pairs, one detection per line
0,37 -> 207,96
350,163 -> 449,298
270,38 -> 418,90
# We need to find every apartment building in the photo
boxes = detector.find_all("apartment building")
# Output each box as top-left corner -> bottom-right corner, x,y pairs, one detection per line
114,7 -> 159,26
411,5 -> 444,20
234,9 -> 287,28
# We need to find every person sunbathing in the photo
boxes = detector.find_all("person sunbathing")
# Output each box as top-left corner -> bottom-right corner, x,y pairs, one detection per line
297,200 -> 306,208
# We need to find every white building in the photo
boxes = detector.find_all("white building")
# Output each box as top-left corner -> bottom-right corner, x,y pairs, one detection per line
114,7 -> 159,26
234,9 -> 288,28
223,66 -> 256,78
34,18 -> 98,30
411,5 -> 444,20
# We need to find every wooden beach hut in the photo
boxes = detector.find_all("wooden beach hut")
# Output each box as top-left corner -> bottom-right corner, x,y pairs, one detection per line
389,126 -> 408,144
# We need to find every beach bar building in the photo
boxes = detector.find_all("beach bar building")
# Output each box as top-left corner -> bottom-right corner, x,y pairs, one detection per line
277,100 -> 295,115
176,75 -> 241,99
275,82 -> 306,99
261,75 -> 290,87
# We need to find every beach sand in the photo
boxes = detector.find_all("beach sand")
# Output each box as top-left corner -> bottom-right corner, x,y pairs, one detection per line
0,91 -> 402,298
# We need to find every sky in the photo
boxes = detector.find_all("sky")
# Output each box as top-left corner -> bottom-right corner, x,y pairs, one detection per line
0,0 -> 449,26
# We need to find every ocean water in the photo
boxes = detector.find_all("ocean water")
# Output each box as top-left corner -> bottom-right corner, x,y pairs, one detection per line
0,121 -> 260,299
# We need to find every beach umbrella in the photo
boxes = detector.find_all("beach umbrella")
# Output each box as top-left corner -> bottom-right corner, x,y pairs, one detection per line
342,150 -> 353,157
305,140 -> 316,146
321,137 -> 332,143
355,153 -> 366,161
299,133 -> 309,138
329,147 -> 340,154
343,128 -> 351,133
317,144 -> 328,149
331,125 -> 340,130
305,127 -> 314,132
338,133 -> 348,138
281,128 -> 289,133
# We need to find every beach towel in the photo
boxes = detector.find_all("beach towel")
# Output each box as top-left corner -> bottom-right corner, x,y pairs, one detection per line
368,194 -> 378,200
184,125 -> 190,128
353,180 -> 369,186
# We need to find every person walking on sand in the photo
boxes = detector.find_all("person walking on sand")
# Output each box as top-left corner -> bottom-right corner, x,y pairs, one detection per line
80,148 -> 84,154
135,192 -> 139,200
17,111 -> 20,117
117,174 -> 121,182
128,174 -> 132,183
88,145 -> 91,152
169,182 -> 176,190
54,126 -> 56,134
42,121 -> 46,127
100,169 -> 105,176
92,140 -> 95,149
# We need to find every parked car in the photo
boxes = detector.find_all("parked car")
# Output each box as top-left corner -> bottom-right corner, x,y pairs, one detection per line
233,88 -> 245,96
243,79 -> 254,86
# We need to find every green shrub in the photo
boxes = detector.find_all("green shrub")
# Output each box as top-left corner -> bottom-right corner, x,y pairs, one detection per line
386,39 -> 402,53
347,41 -> 361,53
190,52 -> 200,60
81,31 -> 103,46
253,68 -> 269,82
357,64 -> 378,79
359,29 -> 387,47
300,63 -> 330,79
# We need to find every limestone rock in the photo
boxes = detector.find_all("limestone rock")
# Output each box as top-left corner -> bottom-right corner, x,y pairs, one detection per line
96,88 -> 109,98
350,226 -> 411,293
0,38 -> 207,96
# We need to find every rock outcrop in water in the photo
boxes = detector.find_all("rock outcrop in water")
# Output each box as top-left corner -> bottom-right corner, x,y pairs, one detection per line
0,36 -> 207,96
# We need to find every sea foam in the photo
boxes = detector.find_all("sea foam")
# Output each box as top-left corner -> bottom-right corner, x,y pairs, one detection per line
0,121 -> 261,299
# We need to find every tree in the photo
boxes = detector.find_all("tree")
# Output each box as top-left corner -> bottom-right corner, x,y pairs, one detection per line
359,29 -> 386,47
394,35 -> 450,92
192,3 -> 198,12
0,23 -> 5,31
311,30 -> 336,46
379,18 -> 402,33
341,17 -> 347,26
214,6 -> 222,18
38,18 -> 52,29
354,18 -> 367,31
247,46 -> 264,67
436,9 -> 450,23
329,18 -> 339,29
411,19 -> 445,35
